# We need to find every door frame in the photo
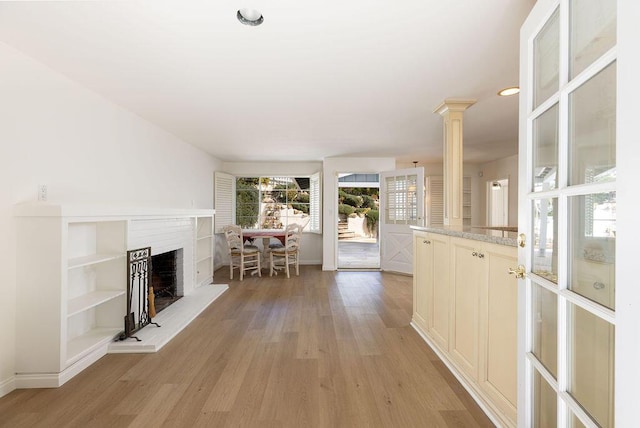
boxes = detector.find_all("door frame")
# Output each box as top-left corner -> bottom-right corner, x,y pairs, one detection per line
335,172 -> 381,270
615,2 -> 640,425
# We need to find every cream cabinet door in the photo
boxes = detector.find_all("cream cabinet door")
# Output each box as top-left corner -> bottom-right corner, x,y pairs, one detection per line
413,234 -> 518,426
478,242 -> 518,423
428,232 -> 450,351
413,231 -> 450,351
412,231 -> 430,332
449,237 -> 482,380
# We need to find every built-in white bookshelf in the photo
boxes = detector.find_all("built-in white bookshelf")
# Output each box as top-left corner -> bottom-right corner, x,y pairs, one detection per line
13,213 -> 127,387
195,216 -> 214,286
66,221 -> 127,363
14,204 -> 215,388
67,290 -> 125,317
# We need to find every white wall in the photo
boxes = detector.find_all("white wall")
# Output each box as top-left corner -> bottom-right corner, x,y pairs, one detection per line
0,42 -> 220,396
219,161 -> 323,267
477,154 -> 519,226
488,179 -> 509,226
222,161 -> 322,177
323,157 -> 396,270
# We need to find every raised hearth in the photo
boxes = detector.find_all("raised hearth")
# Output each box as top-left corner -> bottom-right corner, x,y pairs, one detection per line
110,283 -> 227,353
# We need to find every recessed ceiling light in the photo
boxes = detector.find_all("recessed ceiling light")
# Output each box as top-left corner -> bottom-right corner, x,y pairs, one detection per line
498,86 -> 520,96
237,8 -> 264,26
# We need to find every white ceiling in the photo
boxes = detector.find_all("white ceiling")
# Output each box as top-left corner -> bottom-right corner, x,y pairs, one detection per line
0,0 -> 534,163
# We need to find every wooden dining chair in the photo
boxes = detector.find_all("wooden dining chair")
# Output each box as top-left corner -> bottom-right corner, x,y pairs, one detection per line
269,224 -> 302,278
223,225 -> 261,280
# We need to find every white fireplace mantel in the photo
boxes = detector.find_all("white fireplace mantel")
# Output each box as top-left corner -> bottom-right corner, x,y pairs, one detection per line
13,202 -> 215,219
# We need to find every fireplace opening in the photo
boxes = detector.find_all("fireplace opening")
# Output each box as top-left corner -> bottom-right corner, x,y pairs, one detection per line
151,249 -> 184,314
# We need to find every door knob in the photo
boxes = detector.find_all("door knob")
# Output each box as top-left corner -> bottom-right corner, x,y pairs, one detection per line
508,265 -> 527,279
518,233 -> 526,248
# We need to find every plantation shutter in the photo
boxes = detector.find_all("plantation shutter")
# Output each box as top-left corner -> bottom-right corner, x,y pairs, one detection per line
214,171 -> 235,233
309,172 -> 322,233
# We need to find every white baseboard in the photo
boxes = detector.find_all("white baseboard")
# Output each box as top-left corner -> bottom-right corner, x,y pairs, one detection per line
15,373 -> 62,389
0,376 -> 16,398
15,344 -> 109,389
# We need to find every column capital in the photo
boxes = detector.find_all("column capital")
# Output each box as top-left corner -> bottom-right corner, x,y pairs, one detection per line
433,99 -> 477,116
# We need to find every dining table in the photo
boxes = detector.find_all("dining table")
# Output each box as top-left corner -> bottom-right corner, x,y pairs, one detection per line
242,229 -> 287,270
242,229 -> 286,247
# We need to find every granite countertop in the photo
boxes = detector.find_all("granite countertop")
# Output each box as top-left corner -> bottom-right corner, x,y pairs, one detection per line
410,225 -> 518,247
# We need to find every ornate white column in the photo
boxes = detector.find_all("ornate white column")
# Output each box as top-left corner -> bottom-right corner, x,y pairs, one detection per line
433,99 -> 476,226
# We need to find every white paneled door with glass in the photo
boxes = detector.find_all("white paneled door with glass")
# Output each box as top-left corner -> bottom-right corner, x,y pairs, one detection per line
519,0 -> 616,427
380,168 -> 424,274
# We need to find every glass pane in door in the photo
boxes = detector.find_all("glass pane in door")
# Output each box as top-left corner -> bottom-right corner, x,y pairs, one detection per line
569,192 -> 616,309
568,62 -> 616,186
533,198 -> 558,283
533,104 -> 559,192
569,303 -> 615,428
534,9 -> 560,108
571,414 -> 587,428
407,174 -> 418,225
533,370 -> 557,428
532,284 -> 558,377
385,175 -> 414,225
570,0 -> 617,78
385,177 -> 398,223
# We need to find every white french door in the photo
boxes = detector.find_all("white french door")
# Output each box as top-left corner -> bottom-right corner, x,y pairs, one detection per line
379,167 -> 424,274
518,1 -> 617,427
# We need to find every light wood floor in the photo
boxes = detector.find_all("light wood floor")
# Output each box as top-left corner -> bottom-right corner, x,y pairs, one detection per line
0,266 -> 493,428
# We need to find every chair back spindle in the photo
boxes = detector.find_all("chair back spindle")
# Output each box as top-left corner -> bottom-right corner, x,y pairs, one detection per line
223,225 -> 261,280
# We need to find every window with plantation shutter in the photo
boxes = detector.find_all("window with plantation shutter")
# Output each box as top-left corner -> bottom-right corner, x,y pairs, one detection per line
309,172 -> 321,233
214,171 -> 234,233
215,172 -> 321,234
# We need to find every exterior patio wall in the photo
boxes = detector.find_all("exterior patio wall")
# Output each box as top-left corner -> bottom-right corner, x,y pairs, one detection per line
346,215 -> 377,238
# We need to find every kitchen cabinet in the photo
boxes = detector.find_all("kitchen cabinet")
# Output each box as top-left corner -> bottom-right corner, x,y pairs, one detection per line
412,229 -> 518,427
477,241 -> 518,423
413,231 -> 450,350
450,237 -> 482,379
